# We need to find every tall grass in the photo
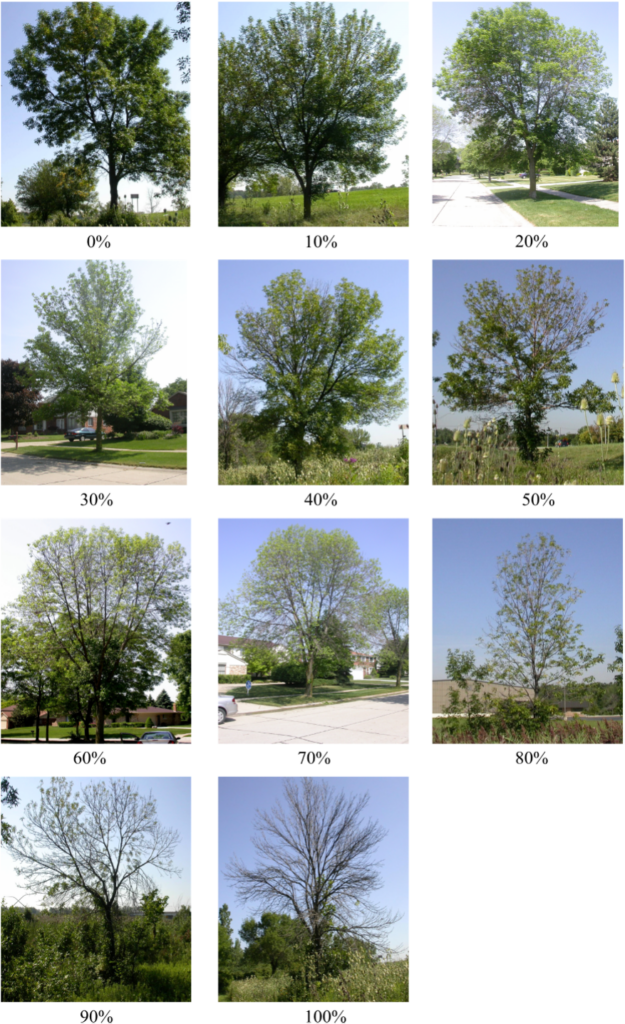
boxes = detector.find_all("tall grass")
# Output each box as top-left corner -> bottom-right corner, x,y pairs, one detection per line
219,187 -> 409,227
220,448 -> 408,485
434,718 -> 622,744
227,953 -> 408,1003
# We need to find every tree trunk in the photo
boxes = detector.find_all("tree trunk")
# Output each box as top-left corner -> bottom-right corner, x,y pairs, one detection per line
305,652 -> 315,700
303,168 -> 313,220
96,699 -> 105,745
45,712 -> 50,742
96,409 -> 103,452
395,661 -> 402,688
108,153 -> 119,208
527,146 -> 537,199
103,907 -> 117,978
218,174 -> 229,210
35,697 -> 41,742
84,699 -> 93,742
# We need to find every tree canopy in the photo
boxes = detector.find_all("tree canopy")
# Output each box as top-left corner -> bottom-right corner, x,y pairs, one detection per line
221,3 -> 406,217
164,630 -> 191,722
219,525 -> 382,697
6,2 -> 190,207
25,261 -> 166,451
1,359 -> 41,432
364,586 -> 409,687
438,265 -> 612,461
434,1 -> 612,197
16,155 -> 98,222
225,271 -> 406,474
587,96 -> 619,181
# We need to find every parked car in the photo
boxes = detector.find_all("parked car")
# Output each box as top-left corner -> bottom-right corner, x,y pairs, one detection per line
66,427 -> 97,442
555,438 -> 570,447
137,730 -> 178,744
219,695 -> 238,725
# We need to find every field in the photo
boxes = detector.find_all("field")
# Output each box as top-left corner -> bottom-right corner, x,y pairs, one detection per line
223,954 -> 408,1002
6,209 -> 190,228
220,448 -> 408,485
488,187 -> 618,226
222,680 -> 407,707
433,442 -> 624,486
13,445 -> 186,470
220,187 -> 409,227
433,717 -> 622,744
2,725 -> 191,742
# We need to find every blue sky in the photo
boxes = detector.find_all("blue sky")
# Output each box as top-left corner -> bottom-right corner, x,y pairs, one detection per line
2,2 -> 190,210
1,518 -> 191,702
0,777 -> 191,910
433,261 -> 624,434
219,519 -> 409,603
433,2 -> 619,144
218,2 -> 409,188
433,519 -> 623,682
219,260 -> 409,447
2,260 -> 187,389
219,776 -> 409,953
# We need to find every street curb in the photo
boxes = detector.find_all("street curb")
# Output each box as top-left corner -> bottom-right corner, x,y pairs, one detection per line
227,689 -> 410,717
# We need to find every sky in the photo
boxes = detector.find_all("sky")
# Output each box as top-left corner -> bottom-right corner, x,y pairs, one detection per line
2,260 -> 187,390
1,776 -> 191,911
433,260 -> 624,434
1,2 -> 190,210
219,518 -> 409,604
218,2 -> 409,188
433,2 -> 619,146
218,776 -> 409,954
219,260 -> 409,447
433,519 -> 623,683
1,518 -> 191,702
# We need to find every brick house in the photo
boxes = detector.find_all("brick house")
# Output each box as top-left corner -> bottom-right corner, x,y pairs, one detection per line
153,391 -> 187,428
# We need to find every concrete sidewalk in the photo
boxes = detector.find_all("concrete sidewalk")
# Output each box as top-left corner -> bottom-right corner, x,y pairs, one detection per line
2,452 -> 187,485
433,177 -> 533,227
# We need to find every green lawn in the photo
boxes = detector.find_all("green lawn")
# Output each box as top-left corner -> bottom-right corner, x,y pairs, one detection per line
2,434 -> 67,442
434,441 -> 623,486
3,725 -> 191,741
14,446 -> 186,469
489,187 -> 618,226
223,681 -> 408,707
99,437 -> 187,450
220,187 -> 408,227
487,173 -> 601,185
544,181 -> 618,202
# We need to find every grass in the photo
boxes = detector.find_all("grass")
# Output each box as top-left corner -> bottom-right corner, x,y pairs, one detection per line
3,725 -> 191,741
2,433 -> 67,442
223,681 -> 407,707
545,180 -> 618,202
13,445 -> 186,469
487,173 -> 601,185
433,717 -> 622,744
434,441 -> 623,486
98,437 -> 187,450
9,209 -> 191,228
488,187 -> 618,226
220,447 -> 408,485
220,187 -> 409,227
227,955 -> 408,1002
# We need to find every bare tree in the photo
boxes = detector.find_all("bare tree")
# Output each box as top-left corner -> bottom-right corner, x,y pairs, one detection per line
218,377 -> 256,469
224,779 -> 400,972
6,778 -> 180,976
146,186 -> 161,214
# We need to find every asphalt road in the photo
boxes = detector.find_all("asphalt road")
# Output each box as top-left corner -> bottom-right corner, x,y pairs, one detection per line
218,693 -> 409,744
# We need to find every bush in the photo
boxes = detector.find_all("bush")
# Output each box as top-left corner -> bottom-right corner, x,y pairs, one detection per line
171,423 -> 185,435
1,199 -> 21,225
271,662 -> 308,686
97,206 -> 141,227
47,212 -> 76,226
144,717 -> 153,728
218,674 -> 248,686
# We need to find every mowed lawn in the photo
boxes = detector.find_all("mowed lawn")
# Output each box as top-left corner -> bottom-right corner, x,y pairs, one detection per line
2,725 -> 192,741
434,442 -> 623,486
545,181 -> 619,202
223,681 -> 408,707
221,187 -> 409,227
14,445 -> 186,469
489,187 -> 618,226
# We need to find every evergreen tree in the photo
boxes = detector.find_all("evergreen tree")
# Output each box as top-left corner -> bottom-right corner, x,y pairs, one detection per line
588,96 -> 619,181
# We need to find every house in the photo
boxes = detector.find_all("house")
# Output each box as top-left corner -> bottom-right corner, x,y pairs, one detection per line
352,651 -> 376,678
42,706 -> 182,727
433,679 -> 535,715
1,705 -> 18,730
32,413 -> 112,435
153,391 -> 187,428
219,636 -> 250,676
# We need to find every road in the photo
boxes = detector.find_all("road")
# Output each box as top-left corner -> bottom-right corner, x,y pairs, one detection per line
2,452 -> 187,485
218,693 -> 408,744
433,175 -> 532,227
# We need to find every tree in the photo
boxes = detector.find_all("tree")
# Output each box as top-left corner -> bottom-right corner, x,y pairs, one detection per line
218,379 -> 257,470
432,141 -> 458,177
6,778 -> 179,976
1,778 -> 19,845
231,3 -> 406,219
1,360 -> 41,433
438,265 -> 611,462
608,625 -> 623,713
239,912 -> 307,975
173,2 -> 190,85
220,526 -> 382,698
146,187 -> 161,214
365,586 -> 409,687
164,630 -> 191,722
219,903 -> 235,994
401,155 -> 409,186
154,689 -> 173,709
587,96 -> 619,181
163,377 -> 187,399
25,261 -> 167,452
8,526 -> 190,744
460,131 -> 520,181
1,618 -> 60,742
218,35 -> 269,210
141,887 -> 168,938
16,155 -> 98,222
432,105 -> 459,152
6,2 -> 190,208
478,534 -> 603,713
241,643 -> 279,680
226,271 -> 406,475
434,2 -> 612,198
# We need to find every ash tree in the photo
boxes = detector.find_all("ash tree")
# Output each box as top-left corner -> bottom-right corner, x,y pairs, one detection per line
587,96 -> 619,181
1,778 -> 19,845
226,271 -> 406,475
6,778 -> 179,977
438,265 -> 612,462
6,2 -> 190,208
25,261 -> 166,452
364,586 -> 409,687
434,2 -> 611,199
1,618 -> 61,743
478,533 -> 603,713
1,359 -> 41,433
218,35 -> 271,211
224,779 -> 400,975
164,630 -> 191,722
219,525 -> 383,698
227,3 -> 406,219
7,525 -> 190,744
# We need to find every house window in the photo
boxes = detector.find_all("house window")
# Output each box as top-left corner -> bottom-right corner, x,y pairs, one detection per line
218,662 -> 227,674
170,409 -> 187,425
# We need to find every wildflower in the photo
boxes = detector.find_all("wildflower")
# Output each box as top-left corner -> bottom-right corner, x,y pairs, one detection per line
611,371 -> 620,383
453,430 -> 461,442
438,458 -> 448,472
606,415 -> 615,425
580,398 -> 588,411
596,413 -> 605,426
463,418 -> 471,429
535,474 -> 542,483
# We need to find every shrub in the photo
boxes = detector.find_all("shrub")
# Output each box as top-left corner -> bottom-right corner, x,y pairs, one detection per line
171,423 -> 185,435
1,199 -> 21,225
97,206 -> 141,227
271,662 -> 308,686
144,717 -> 153,728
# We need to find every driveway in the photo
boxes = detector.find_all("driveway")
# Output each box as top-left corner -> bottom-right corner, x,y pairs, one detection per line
218,692 -> 409,744
2,452 -> 187,485
433,175 -> 532,227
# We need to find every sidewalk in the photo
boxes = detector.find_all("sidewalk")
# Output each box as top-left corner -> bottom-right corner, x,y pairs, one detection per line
2,452 -> 187,485
491,181 -> 619,211
433,177 -> 533,227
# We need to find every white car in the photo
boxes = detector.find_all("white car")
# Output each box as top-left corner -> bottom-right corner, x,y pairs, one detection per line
218,695 -> 238,725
